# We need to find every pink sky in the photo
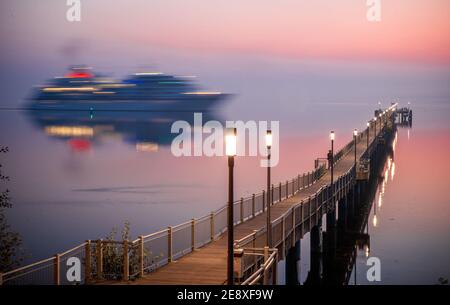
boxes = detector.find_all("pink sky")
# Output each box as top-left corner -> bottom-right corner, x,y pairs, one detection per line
1,0 -> 450,64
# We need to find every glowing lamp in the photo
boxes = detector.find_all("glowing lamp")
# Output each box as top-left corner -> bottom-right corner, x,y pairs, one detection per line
225,128 -> 237,156
266,130 -> 272,148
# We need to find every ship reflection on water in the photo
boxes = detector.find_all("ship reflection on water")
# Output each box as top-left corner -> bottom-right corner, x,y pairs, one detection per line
26,108 -> 224,153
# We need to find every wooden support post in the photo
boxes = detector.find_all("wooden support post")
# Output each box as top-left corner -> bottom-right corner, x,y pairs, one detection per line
139,236 -> 144,277
167,227 -> 173,263
85,240 -> 91,284
123,240 -> 129,281
292,179 -> 295,196
240,197 -> 244,223
297,175 -> 300,192
96,239 -> 103,280
252,194 -> 255,218
303,173 -> 306,189
210,212 -> 215,242
53,254 -> 60,285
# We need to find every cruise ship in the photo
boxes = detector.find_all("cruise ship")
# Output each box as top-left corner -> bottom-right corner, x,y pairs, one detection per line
29,66 -> 228,111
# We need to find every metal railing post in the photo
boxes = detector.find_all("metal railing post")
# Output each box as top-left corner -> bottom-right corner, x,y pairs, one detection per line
271,184 -> 274,205
191,218 -> 196,251
168,227 -> 173,263
262,190 -> 266,212
54,253 -> 60,285
123,240 -> 129,281
85,240 -> 91,283
252,194 -> 255,218
286,180 -> 288,198
240,197 -> 244,223
279,182 -> 282,201
282,217 -> 286,258
210,212 -> 215,241
96,239 -> 103,280
292,207 -> 296,242
139,236 -> 144,277
252,230 -> 258,266
272,251 -> 278,285
263,246 -> 269,285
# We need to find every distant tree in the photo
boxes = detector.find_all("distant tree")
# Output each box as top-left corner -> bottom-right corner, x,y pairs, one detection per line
0,146 -> 24,272
0,213 -> 23,271
0,146 -> 11,209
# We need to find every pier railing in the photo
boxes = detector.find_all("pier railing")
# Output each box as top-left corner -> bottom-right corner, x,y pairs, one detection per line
234,166 -> 355,253
239,247 -> 278,285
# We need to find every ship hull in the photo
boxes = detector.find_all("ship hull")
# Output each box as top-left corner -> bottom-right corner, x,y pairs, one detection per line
27,94 -> 228,112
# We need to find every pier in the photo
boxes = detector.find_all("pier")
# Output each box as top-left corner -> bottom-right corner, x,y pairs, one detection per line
0,104 -> 407,286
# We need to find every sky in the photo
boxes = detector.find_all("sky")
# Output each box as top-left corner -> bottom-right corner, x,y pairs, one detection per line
1,1 -> 450,278
1,0 -> 449,65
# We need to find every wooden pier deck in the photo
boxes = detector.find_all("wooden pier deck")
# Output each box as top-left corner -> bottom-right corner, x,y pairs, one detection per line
123,123 -> 383,285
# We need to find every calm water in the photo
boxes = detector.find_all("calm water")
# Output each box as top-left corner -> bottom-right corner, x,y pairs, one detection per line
1,55 -> 450,284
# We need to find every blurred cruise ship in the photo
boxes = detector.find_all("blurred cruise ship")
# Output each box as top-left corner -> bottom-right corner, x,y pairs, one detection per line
29,66 -> 228,111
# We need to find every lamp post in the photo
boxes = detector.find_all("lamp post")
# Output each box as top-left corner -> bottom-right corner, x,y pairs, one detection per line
225,128 -> 237,285
330,131 -> 335,200
353,129 -> 358,168
266,130 -> 272,247
366,122 -> 370,149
